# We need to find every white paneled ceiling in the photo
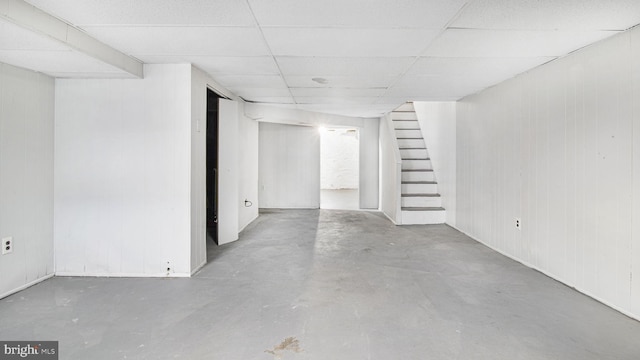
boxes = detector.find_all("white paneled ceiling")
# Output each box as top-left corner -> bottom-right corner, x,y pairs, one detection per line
451,0 -> 640,30
9,0 -> 640,117
247,0 -> 467,28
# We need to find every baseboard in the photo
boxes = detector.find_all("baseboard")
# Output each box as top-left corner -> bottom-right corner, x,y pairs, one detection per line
449,224 -> 640,322
0,274 -> 54,300
54,271 -> 191,278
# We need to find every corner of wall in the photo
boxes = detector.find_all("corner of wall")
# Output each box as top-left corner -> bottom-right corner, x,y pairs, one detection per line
0,63 -> 55,297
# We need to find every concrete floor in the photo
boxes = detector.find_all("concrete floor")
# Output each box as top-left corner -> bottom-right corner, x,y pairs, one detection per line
1,210 -> 640,359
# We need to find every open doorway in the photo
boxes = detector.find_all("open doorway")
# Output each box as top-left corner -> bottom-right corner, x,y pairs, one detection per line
206,88 -> 221,247
320,127 -> 359,210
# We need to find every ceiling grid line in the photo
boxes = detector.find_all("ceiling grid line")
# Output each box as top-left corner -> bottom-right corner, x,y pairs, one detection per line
243,0 -> 296,105
2,0 -> 639,117
376,0 -> 473,105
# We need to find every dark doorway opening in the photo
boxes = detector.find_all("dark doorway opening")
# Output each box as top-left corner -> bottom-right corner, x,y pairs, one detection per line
207,88 -> 221,246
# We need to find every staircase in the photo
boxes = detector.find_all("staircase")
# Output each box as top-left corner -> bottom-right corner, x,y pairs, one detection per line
392,103 -> 446,224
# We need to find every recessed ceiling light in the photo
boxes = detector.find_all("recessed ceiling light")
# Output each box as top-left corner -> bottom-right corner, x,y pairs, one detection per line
312,77 -> 328,84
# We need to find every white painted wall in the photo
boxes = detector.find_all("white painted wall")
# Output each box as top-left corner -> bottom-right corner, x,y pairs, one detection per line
259,122 -> 320,208
248,104 -> 379,209
237,101 -> 259,231
414,102 -> 457,226
456,27 -> 640,320
0,63 -> 54,298
321,128 -> 359,190
379,114 -> 402,224
359,118 -> 380,209
55,64 -> 193,277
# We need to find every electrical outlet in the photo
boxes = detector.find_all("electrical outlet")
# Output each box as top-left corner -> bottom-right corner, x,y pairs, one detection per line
515,218 -> 521,230
2,237 -> 13,255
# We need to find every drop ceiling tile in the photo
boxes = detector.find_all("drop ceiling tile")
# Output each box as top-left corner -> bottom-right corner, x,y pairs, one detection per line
296,103 -> 390,117
375,100 -> 411,109
214,75 -> 287,89
395,75 -> 491,93
451,0 -> 640,31
276,57 -> 415,76
295,97 -> 379,104
82,26 -> 270,56
290,88 -> 387,97
404,56 -> 554,88
26,0 -> 255,26
265,104 -> 300,111
285,75 -> 399,88
424,28 -> 619,57
408,57 -> 553,76
377,96 -> 462,105
263,28 -> 441,57
385,77 -> 485,99
244,96 -> 295,104
249,0 -> 466,28
139,55 -> 280,75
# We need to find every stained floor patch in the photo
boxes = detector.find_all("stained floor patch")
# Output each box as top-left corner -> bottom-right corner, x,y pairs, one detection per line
265,337 -> 302,358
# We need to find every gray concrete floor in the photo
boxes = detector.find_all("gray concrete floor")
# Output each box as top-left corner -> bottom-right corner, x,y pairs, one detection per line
2,209 -> 640,359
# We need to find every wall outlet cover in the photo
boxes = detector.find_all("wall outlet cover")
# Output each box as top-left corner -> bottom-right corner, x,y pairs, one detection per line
2,237 -> 13,255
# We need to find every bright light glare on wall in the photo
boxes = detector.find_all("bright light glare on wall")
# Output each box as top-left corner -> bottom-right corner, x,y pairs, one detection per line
318,126 -> 327,134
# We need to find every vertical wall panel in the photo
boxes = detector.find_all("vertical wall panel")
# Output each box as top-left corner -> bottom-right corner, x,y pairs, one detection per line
414,102 -> 457,226
237,101 -> 259,231
359,118 -> 379,210
55,64 -> 193,277
456,28 -> 639,320
258,122 -> 320,209
631,27 -> 640,317
0,63 -> 54,298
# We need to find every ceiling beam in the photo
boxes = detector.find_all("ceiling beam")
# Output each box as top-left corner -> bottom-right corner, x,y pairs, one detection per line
0,0 -> 143,78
